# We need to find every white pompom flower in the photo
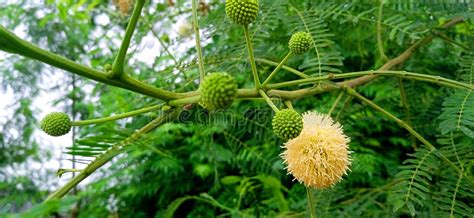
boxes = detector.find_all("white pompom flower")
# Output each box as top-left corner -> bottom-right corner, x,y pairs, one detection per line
281,111 -> 352,189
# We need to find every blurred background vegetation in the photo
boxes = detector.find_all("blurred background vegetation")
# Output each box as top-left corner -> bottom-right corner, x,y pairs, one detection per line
0,0 -> 473,217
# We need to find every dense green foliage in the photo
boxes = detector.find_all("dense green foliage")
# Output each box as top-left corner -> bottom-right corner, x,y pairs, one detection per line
0,0 -> 473,217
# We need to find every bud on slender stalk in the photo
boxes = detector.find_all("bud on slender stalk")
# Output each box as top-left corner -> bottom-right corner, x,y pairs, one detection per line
289,32 -> 313,55
40,112 -> 72,137
225,0 -> 259,25
272,109 -> 303,141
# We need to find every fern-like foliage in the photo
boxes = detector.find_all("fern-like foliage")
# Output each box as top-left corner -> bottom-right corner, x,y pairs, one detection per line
304,182 -> 395,217
432,133 -> 474,217
65,126 -> 132,162
383,14 -> 430,45
439,52 -> 474,138
389,131 -> 474,217
311,3 -> 430,46
459,53 -> 474,84
288,7 -> 343,76
389,147 -> 439,216
251,0 -> 289,53
439,89 -> 474,138
222,108 -> 282,175
432,172 -> 473,217
65,121 -> 172,165
384,0 -> 472,15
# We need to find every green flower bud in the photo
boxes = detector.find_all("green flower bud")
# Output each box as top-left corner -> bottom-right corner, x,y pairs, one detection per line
199,73 -> 238,110
289,32 -> 313,55
225,0 -> 259,25
104,64 -> 112,71
40,112 -> 72,137
272,109 -> 303,141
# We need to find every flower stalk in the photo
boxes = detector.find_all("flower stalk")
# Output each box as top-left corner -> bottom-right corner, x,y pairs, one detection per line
243,25 -> 261,90
262,52 -> 293,87
306,187 -> 315,218
71,104 -> 164,126
259,90 -> 279,112
192,0 -> 206,82
110,0 -> 146,79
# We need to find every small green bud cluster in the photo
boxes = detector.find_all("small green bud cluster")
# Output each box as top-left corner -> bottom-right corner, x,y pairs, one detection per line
104,64 -> 112,74
289,32 -> 312,55
40,112 -> 72,137
225,0 -> 259,25
272,109 -> 303,141
199,72 -> 238,110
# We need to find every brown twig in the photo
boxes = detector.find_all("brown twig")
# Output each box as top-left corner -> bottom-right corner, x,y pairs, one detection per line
261,16 -> 466,100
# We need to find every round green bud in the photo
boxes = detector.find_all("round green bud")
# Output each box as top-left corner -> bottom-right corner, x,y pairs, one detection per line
272,109 -> 303,141
199,72 -> 238,110
104,64 -> 112,71
289,32 -> 313,55
40,112 -> 72,137
161,105 -> 172,111
225,0 -> 259,25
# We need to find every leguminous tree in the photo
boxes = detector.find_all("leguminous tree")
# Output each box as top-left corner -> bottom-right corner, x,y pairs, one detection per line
0,0 -> 473,217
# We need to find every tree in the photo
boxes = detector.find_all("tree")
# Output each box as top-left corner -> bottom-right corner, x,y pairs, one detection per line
0,0 -> 473,217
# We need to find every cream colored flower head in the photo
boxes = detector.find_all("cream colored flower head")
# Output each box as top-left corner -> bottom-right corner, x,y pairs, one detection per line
281,111 -> 351,189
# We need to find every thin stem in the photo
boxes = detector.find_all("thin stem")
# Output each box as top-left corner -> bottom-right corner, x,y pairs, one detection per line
346,87 -> 432,147
192,0 -> 206,81
57,168 -> 82,178
262,52 -> 293,87
376,0 -> 388,61
145,21 -> 178,66
306,187 -> 315,218
44,109 -> 180,202
71,104 -> 164,126
435,32 -> 470,50
328,91 -> 344,116
60,169 -> 82,173
397,78 -> 417,148
243,25 -> 261,90
236,97 -> 276,101
284,100 -> 294,109
187,196 -> 245,216
345,87 -> 469,181
111,0 -> 146,79
46,148 -> 123,201
258,90 -> 279,112
168,95 -> 200,106
141,142 -> 172,158
267,70 -> 473,90
336,96 -> 353,121
292,6 -> 322,77
122,74 -> 187,100
70,74 -> 78,194
254,58 -> 310,78
144,20 -> 188,80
